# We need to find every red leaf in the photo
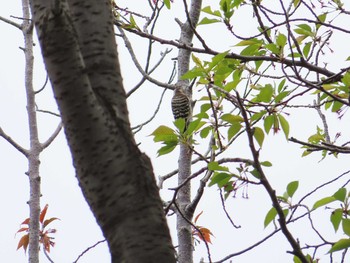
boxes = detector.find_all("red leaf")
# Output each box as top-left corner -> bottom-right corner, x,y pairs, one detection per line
16,227 -> 29,234
17,234 -> 29,253
193,227 -> 214,244
21,218 -> 30,226
40,204 -> 49,223
194,211 -> 203,224
43,217 -> 60,229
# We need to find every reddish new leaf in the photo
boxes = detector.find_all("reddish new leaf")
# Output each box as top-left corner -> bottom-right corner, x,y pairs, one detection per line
21,218 -> 30,226
40,204 -> 49,223
17,234 -> 29,253
16,227 -> 29,234
193,227 -> 214,244
43,217 -> 60,228
194,211 -> 203,224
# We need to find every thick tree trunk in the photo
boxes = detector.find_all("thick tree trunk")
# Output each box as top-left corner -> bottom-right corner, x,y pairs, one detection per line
29,0 -> 175,262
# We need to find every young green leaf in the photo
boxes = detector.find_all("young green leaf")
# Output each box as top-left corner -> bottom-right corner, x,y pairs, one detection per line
163,0 -> 171,9
331,209 -> 343,232
208,161 -> 229,172
209,172 -> 232,187
328,238 -> 350,253
151,125 -> 177,142
276,33 -> 287,48
278,114 -> 290,139
333,188 -> 347,202
312,196 -> 336,210
286,181 -> 299,198
264,115 -> 274,134
200,126 -> 212,139
228,123 -> 242,141
253,127 -> 265,147
264,207 -> 277,228
198,17 -> 221,26
342,218 -> 350,236
157,142 -> 177,156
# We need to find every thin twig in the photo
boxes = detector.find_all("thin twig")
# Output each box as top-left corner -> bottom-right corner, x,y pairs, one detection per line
72,239 -> 106,263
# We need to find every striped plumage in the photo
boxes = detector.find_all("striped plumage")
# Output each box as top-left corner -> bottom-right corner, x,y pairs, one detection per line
171,87 -> 191,120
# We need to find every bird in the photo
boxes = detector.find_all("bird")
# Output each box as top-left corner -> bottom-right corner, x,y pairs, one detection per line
171,85 -> 191,130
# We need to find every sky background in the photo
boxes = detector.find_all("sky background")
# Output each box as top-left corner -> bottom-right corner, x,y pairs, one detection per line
1,1 -> 350,262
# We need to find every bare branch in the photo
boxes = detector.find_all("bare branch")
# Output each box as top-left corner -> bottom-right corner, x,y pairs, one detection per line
0,15 -> 22,29
115,26 -> 174,90
73,239 -> 106,263
40,122 -> 63,149
0,127 -> 28,156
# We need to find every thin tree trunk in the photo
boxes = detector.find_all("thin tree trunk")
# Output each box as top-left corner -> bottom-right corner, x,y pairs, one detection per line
22,0 -> 41,262
176,1 -> 202,263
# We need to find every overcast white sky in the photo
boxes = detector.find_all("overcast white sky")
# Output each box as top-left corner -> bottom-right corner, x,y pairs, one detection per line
1,1 -> 350,262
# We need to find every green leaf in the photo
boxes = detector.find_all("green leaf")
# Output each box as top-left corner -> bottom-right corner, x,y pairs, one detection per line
235,39 -> 262,46
265,43 -> 280,55
186,119 -> 206,135
264,115 -> 274,134
157,142 -> 177,156
302,42 -> 312,58
342,218 -> 350,236
227,122 -> 242,141
221,113 -> 244,123
151,125 -> 177,142
174,118 -> 186,133
286,181 -> 299,198
181,67 -> 206,79
261,161 -> 272,167
264,207 -> 277,228
294,24 -> 314,37
276,33 -> 287,47
293,255 -> 302,263
333,188 -> 347,202
163,0 -> 171,9
312,196 -> 336,210
329,238 -> 350,253
209,172 -> 232,187
257,84 -> 274,102
278,114 -> 290,139
209,51 -> 229,70
208,161 -> 229,172
200,126 -> 212,138
331,100 -> 343,112
250,168 -> 261,179
253,127 -> 265,147
202,6 -> 222,17
278,79 -> 286,92
250,110 -> 266,122
293,0 -> 301,7
192,53 -> 203,68
342,72 -> 350,86
198,17 -> 221,25
274,91 -> 290,103
316,13 -> 327,30
331,209 -> 343,232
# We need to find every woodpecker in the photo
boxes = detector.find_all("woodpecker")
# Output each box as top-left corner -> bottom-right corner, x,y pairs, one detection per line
171,85 -> 191,124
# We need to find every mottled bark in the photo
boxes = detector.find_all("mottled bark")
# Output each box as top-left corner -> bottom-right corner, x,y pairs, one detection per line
22,0 -> 41,262
176,1 -> 202,263
29,0 -> 175,262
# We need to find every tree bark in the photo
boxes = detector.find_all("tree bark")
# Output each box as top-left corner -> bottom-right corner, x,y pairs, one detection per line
22,0 -> 41,262
176,1 -> 202,263
29,0 -> 175,262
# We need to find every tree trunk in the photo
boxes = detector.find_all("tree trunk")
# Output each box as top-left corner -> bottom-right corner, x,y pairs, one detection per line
22,0 -> 41,262
176,1 -> 202,263
29,0 -> 175,262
